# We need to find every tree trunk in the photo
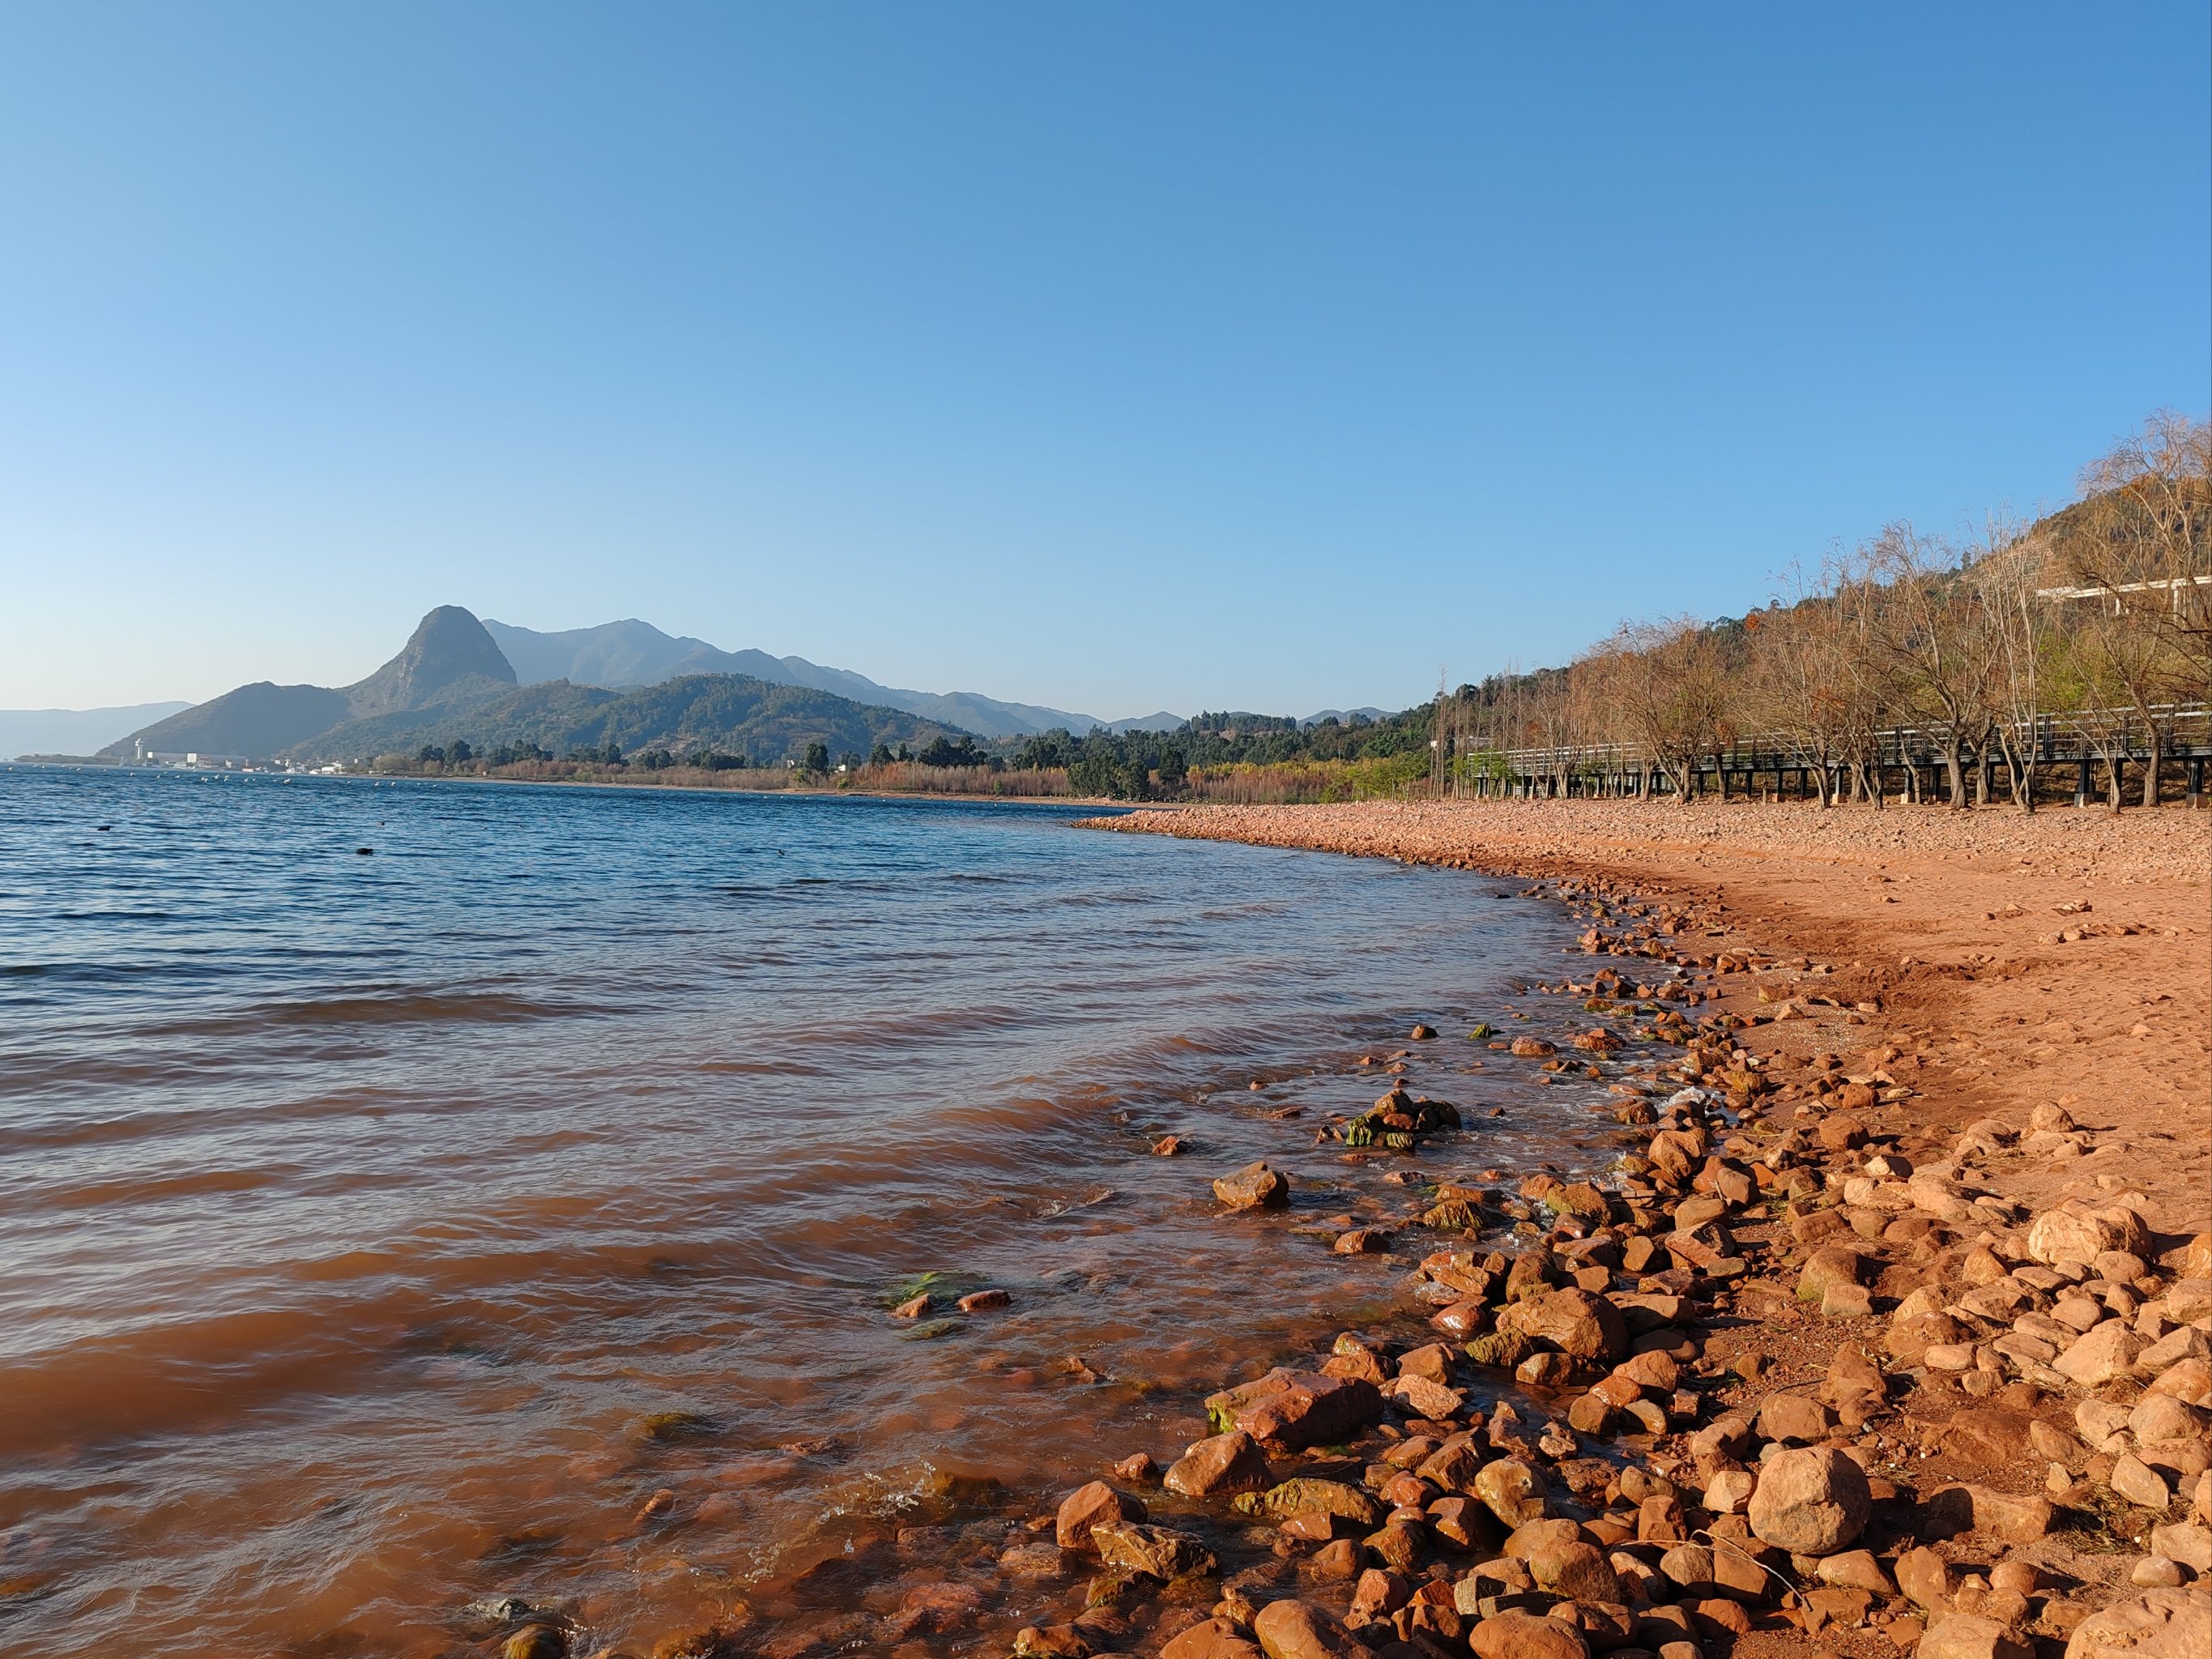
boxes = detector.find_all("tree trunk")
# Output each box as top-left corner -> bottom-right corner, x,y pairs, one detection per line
2142,731 -> 2163,808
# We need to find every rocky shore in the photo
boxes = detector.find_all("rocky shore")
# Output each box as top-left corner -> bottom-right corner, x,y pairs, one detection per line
486,801 -> 2208,1659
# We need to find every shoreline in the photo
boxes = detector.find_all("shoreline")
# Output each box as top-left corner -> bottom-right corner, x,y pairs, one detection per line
952,797 -> 2206,1659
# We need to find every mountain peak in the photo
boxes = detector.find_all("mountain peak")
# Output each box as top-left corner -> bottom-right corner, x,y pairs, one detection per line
345,607 -> 515,717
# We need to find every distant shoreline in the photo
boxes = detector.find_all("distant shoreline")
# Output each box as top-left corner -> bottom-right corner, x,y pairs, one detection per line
0,757 -> 1128,812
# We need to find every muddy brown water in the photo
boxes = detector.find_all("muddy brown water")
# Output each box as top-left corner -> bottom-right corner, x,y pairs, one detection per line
0,769 -> 1662,1654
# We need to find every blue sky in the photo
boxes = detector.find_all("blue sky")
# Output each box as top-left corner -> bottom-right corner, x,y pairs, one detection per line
2,5 -> 2205,719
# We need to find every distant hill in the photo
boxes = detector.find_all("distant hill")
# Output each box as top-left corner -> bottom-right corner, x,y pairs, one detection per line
484,616 -> 1111,738
104,607 -> 973,766
287,672 -> 964,764
2,702 -> 191,761
108,683 -> 354,758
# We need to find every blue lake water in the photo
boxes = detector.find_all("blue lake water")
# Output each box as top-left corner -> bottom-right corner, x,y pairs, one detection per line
0,766 -> 1624,1655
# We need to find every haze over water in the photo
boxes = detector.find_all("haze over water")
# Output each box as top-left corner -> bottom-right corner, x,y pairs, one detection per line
0,769 -> 1619,1654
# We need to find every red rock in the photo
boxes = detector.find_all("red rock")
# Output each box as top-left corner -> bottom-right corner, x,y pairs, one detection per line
1525,1536 -> 1622,1602
1055,1480 -> 1145,1551
1163,1431 -> 1272,1499
1091,1520 -> 1216,1579
1206,1370 -> 1384,1449
1745,1447 -> 1871,1555
1797,1243 -> 1869,1303
1349,1566 -> 1411,1624
957,1288 -> 1010,1313
1496,1288 -> 1629,1363
1473,1457 -> 1547,1525
1468,1610 -> 1590,1659
1756,1393 -> 1833,1444
1214,1162 -> 1290,1210
2062,1586 -> 2211,1659
1430,1299 -> 1491,1339
1161,1621 -> 1264,1659
1919,1612 -> 2033,1659
1251,1597 -> 1383,1659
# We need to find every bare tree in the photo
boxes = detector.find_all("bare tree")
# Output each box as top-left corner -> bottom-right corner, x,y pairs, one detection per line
1590,618 -> 1728,802
1970,514 -> 2051,810
1867,525 -> 2000,808
1745,566 -> 1858,805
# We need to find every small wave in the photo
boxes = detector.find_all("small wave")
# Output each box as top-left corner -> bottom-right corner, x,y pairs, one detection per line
137,990 -> 621,1040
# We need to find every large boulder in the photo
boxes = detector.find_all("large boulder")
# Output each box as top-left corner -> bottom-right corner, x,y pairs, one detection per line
1746,1446 -> 1871,1555
2064,1586 -> 2211,1659
1206,1370 -> 1383,1448
2055,1323 -> 2150,1387
2028,1201 -> 2152,1266
1496,1289 -> 1629,1364
1251,1597 -> 1381,1659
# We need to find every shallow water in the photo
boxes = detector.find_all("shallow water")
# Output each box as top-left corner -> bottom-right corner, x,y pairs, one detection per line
0,768 -> 1636,1654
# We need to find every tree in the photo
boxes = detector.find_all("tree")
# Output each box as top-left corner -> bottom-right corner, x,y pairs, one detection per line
1745,569 -> 1853,806
1866,526 -> 1998,808
1587,618 -> 1730,802
1971,517 -> 2053,811
803,741 -> 829,774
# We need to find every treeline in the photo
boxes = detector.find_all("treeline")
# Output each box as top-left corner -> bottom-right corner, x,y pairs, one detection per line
1439,412 -> 2209,811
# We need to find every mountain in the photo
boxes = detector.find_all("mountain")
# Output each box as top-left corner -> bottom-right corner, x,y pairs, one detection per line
345,605 -> 515,715
1302,707 -> 1389,727
483,616 -> 1110,737
284,672 -> 964,764
104,607 -> 974,765
106,608 -> 517,759
105,683 -> 354,759
2,702 -> 191,761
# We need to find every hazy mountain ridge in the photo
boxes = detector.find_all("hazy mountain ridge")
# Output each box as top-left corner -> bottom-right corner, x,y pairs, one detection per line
100,608 -> 975,764
484,616 -> 1111,738
2,702 -> 193,761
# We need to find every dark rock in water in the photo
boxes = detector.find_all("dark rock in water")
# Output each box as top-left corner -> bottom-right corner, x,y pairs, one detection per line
920,1468 -> 1010,1516
502,1626 -> 566,1659
1411,1024 -> 1438,1040
635,1410 -> 720,1444
1214,1161 -> 1291,1211
459,1596 -> 538,1638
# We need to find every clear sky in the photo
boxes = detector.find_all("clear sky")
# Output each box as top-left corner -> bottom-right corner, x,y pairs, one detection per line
2,5 -> 2205,719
